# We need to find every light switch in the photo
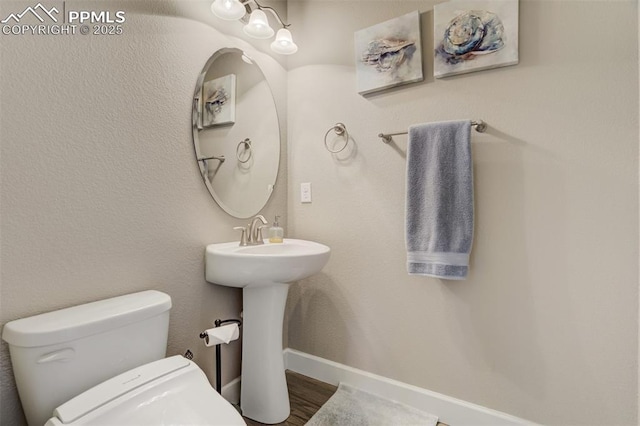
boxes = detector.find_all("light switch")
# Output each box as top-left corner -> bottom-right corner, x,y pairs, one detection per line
300,182 -> 312,203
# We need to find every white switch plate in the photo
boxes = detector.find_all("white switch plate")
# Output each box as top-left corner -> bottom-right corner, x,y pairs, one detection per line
300,182 -> 312,203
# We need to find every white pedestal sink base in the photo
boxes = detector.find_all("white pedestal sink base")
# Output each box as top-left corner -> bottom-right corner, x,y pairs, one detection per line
205,239 -> 330,423
240,283 -> 290,424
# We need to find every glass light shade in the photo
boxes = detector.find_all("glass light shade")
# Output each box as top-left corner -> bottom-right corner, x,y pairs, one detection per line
243,9 -> 274,39
270,28 -> 298,55
211,0 -> 246,20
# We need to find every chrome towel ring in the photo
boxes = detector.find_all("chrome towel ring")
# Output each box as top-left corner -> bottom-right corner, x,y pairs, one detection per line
324,123 -> 349,153
237,138 -> 252,163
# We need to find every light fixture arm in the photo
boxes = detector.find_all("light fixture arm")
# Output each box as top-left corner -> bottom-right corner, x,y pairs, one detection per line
211,0 -> 296,54
249,0 -> 290,28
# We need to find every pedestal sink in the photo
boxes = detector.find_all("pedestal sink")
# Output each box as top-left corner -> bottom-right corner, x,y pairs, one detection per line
205,239 -> 330,424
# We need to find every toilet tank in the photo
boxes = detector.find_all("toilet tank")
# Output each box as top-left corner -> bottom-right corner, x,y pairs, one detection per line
2,290 -> 172,426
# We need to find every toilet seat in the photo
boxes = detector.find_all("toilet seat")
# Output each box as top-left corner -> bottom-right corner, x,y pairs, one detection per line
44,356 -> 246,426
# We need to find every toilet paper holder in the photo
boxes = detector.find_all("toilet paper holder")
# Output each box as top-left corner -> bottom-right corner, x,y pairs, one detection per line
199,318 -> 242,394
199,318 -> 242,340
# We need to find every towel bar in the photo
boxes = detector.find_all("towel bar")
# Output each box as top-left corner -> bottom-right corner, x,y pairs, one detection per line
378,120 -> 486,143
197,155 -> 226,163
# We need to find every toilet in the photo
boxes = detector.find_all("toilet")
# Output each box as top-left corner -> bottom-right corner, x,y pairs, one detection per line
2,290 -> 246,426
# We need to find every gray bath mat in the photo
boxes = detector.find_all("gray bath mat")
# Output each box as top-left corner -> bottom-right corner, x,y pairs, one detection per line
306,383 -> 439,426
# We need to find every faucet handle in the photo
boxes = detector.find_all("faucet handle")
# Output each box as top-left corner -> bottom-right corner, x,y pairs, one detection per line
254,225 -> 268,245
233,226 -> 248,246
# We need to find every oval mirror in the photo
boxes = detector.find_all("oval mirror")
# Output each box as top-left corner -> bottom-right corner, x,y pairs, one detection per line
192,48 -> 280,218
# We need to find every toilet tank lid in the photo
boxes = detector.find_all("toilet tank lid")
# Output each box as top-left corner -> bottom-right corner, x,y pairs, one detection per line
2,290 -> 172,348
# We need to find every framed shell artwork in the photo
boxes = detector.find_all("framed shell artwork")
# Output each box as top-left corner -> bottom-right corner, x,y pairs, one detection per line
354,11 -> 424,95
202,74 -> 236,127
434,0 -> 519,78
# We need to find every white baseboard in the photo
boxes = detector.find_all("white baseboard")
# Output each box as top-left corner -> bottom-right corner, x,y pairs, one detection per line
283,348 -> 538,426
221,376 -> 241,405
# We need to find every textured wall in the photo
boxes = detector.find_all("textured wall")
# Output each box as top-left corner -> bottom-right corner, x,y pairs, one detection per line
0,1 -> 287,424
284,1 -> 638,425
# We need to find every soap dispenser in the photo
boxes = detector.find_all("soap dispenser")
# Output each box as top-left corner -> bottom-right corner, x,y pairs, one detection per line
268,215 -> 284,243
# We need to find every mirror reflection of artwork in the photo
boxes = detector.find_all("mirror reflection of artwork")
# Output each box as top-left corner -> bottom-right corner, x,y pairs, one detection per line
434,0 -> 519,78
202,74 -> 236,127
354,11 -> 423,95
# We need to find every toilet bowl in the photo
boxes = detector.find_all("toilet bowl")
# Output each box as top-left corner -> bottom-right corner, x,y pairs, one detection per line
2,290 -> 245,426
45,356 -> 244,425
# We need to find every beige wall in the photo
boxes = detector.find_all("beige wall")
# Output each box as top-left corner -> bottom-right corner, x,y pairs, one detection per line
284,1 -> 639,425
0,1 -> 287,424
1,1 -> 638,425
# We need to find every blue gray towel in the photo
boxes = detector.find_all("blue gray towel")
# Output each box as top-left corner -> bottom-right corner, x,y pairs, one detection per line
405,120 -> 474,280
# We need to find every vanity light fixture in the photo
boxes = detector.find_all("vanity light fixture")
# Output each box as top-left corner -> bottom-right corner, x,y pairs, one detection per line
271,28 -> 297,55
211,0 -> 246,20
243,9 -> 273,39
210,0 -> 298,55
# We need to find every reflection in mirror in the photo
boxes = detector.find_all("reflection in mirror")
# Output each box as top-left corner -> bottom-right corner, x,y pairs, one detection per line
192,48 -> 280,218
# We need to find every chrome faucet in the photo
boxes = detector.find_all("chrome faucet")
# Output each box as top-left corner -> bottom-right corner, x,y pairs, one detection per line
234,215 -> 268,246
248,215 -> 268,245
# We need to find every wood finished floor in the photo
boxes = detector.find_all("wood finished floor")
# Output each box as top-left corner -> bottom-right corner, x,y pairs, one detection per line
243,371 -> 336,426
242,371 -> 448,426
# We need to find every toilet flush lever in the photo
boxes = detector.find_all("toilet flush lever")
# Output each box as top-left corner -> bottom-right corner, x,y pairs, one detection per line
37,348 -> 76,364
